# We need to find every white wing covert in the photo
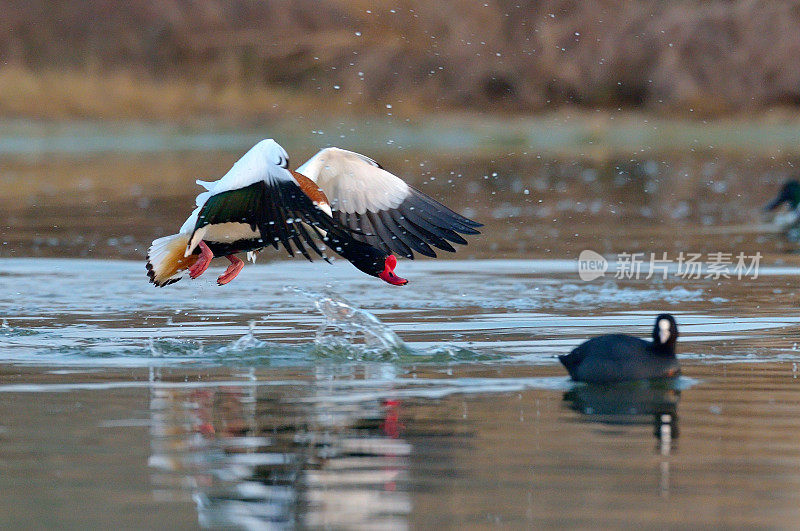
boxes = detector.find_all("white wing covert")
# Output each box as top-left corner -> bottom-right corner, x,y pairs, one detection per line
297,147 -> 482,258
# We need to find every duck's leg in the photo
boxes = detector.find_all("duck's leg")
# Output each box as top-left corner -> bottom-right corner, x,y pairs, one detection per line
188,241 -> 213,279
217,254 -> 244,285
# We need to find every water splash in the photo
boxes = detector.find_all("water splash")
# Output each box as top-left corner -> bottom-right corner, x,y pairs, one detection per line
224,321 -> 266,351
289,287 -> 408,358
0,318 -> 38,337
148,338 -> 204,359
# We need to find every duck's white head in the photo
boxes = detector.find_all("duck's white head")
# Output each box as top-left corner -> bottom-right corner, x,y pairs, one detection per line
251,138 -> 290,170
207,138 -> 292,194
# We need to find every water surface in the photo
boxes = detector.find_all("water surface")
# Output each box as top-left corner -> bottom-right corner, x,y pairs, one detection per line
1,258 -> 800,528
3,125 -> 800,527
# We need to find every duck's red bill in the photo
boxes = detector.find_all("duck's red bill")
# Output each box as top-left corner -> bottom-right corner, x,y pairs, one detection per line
378,255 -> 408,286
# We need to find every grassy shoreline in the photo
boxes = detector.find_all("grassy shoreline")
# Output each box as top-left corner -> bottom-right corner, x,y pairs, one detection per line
5,63 -> 800,157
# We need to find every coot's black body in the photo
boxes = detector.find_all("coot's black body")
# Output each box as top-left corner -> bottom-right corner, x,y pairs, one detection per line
559,314 -> 680,384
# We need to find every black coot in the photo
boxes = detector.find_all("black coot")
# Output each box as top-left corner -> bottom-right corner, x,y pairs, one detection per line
559,314 -> 680,383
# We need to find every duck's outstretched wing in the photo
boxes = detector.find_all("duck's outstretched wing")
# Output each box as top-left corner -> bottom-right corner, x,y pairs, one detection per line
186,172 -> 345,262
296,147 -> 482,259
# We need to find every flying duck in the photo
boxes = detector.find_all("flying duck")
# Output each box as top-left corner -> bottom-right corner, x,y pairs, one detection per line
559,314 -> 680,383
146,139 -> 481,287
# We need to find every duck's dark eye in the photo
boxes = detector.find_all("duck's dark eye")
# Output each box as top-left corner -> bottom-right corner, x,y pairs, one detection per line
277,156 -> 289,169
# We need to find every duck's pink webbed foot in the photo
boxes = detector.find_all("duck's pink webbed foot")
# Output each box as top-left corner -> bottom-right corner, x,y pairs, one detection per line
217,254 -> 244,285
188,241 -> 213,279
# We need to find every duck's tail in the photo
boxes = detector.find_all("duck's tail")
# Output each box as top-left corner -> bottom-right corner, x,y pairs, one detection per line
146,233 -> 198,287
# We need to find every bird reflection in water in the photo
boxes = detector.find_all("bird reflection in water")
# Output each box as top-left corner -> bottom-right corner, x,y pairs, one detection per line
562,380 -> 680,497
148,365 -> 410,529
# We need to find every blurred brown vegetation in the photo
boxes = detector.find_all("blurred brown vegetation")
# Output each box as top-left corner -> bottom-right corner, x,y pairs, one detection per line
2,0 -> 800,120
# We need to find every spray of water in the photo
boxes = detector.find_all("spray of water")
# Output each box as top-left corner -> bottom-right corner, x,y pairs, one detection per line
288,286 -> 407,356
226,321 -> 266,350
141,288 -> 482,364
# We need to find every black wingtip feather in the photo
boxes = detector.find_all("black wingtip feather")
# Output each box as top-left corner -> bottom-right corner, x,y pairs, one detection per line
390,211 -> 437,257
367,210 -> 413,258
407,193 -> 478,236
401,202 -> 465,247
410,188 -> 483,230
380,209 -> 433,259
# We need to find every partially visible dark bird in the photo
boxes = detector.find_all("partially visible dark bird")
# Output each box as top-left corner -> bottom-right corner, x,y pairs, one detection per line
764,179 -> 800,233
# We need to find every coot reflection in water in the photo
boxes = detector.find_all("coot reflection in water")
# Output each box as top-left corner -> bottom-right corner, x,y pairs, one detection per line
563,380 -> 680,442
562,379 -> 682,498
